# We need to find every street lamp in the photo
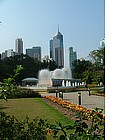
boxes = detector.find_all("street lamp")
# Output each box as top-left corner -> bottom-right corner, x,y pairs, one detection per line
88,88 -> 91,96
78,92 -> 81,105
55,88 -> 58,98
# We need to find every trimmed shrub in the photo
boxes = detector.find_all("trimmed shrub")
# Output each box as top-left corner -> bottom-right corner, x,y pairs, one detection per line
0,88 -> 41,99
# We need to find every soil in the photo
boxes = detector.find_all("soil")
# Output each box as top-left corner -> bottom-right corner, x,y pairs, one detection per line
42,98 -> 92,127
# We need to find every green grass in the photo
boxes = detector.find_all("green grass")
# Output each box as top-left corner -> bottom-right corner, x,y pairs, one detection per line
0,98 -> 74,125
0,98 -> 75,139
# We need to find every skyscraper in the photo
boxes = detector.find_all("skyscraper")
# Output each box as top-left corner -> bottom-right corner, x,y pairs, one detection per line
15,38 -> 23,55
26,46 -> 41,61
49,39 -> 53,59
68,47 -> 77,70
50,27 -> 64,68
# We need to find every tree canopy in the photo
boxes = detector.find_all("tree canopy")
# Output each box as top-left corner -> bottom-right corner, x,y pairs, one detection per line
72,46 -> 105,85
0,46 -> 105,85
0,54 -> 58,85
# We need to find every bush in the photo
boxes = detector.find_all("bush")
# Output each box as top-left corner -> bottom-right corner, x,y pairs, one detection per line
0,110 -> 105,140
0,89 -> 105,139
0,112 -> 49,140
0,88 -> 41,99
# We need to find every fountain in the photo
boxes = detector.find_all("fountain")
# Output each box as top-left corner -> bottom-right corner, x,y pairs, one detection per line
38,67 -> 72,87
23,68 -> 84,93
20,67 -> 87,96
37,69 -> 51,87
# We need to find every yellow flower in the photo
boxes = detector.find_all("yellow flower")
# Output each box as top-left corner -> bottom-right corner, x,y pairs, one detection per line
47,128 -> 54,136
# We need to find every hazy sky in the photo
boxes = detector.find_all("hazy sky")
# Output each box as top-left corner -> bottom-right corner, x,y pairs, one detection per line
0,0 -> 104,66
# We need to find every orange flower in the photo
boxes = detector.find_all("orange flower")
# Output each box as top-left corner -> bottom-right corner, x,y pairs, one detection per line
47,128 -> 54,136
44,96 -> 105,121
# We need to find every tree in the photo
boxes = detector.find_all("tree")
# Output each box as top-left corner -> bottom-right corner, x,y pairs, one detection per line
88,46 -> 105,84
72,46 -> 105,85
83,70 -> 93,84
0,65 -> 23,100
47,59 -> 58,71
89,46 -> 105,69
72,59 -> 93,82
0,55 -> 58,85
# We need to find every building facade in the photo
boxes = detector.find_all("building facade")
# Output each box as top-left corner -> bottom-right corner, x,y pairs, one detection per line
50,28 -> 64,68
15,38 -> 23,55
68,47 -> 77,70
7,49 -> 16,57
1,50 -> 7,60
1,49 -> 18,59
49,39 -> 53,59
100,38 -> 105,64
26,46 -> 41,61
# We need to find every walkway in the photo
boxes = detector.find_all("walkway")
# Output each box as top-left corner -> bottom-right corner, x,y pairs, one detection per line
41,91 -> 105,112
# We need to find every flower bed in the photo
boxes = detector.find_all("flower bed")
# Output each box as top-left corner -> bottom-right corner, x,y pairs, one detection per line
92,92 -> 105,97
44,96 -> 105,139
44,95 -> 105,121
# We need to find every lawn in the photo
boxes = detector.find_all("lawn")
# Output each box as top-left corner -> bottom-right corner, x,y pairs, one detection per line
0,98 -> 75,139
0,98 -> 74,125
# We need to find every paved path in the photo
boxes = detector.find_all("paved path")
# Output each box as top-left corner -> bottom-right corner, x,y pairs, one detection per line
41,91 -> 105,113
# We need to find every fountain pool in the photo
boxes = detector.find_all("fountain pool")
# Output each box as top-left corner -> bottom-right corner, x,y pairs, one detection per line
38,68 -> 72,87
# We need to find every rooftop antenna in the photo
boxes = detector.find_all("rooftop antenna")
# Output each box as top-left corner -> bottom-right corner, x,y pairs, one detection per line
58,24 -> 59,32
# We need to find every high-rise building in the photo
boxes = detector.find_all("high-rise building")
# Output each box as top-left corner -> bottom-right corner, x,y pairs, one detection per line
50,27 -> 64,68
1,50 -> 7,60
100,38 -> 105,64
49,39 -> 53,59
7,49 -> 16,57
1,49 -> 17,59
26,46 -> 41,61
68,47 -> 77,70
15,38 -> 23,55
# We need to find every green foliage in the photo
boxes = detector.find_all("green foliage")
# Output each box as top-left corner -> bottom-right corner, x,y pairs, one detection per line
72,47 -> 105,85
72,60 -> 92,80
89,46 -> 105,68
50,108 -> 105,140
0,107 -> 105,140
83,71 -> 93,84
0,55 -> 105,139
0,112 -> 49,139
0,65 -> 41,99
0,89 -> 41,99
0,65 -> 23,100
89,46 -> 105,84
0,54 -> 58,84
